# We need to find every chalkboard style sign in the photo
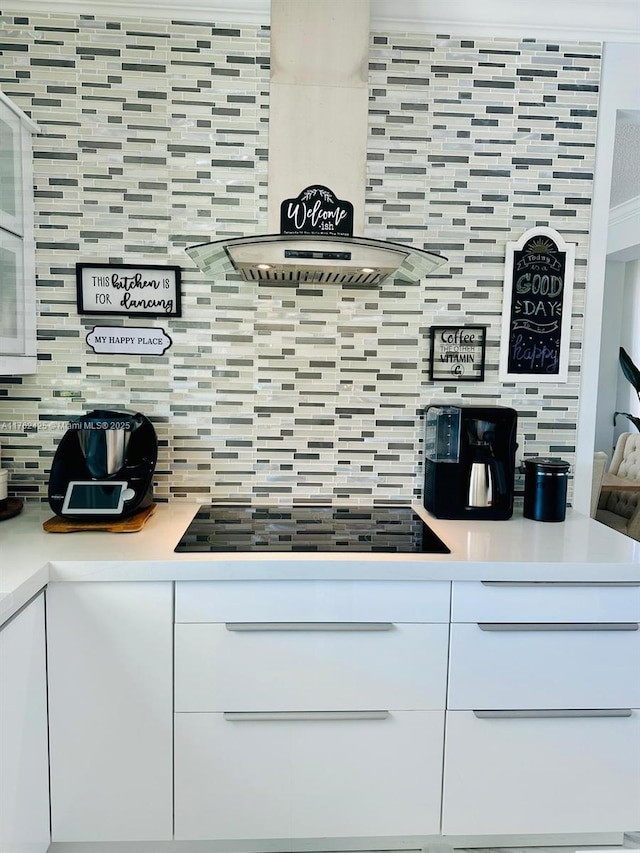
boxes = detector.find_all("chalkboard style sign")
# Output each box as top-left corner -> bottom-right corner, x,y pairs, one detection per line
429,325 -> 486,382
499,227 -> 575,383
76,264 -> 182,318
280,185 -> 354,238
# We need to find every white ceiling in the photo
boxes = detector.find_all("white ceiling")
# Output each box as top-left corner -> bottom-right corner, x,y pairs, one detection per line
611,111 -> 640,208
11,0 -> 640,41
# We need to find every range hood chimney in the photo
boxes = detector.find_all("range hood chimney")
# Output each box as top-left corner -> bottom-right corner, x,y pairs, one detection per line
185,0 -> 447,285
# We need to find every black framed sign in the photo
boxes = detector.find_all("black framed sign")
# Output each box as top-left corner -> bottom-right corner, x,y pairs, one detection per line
499,227 -> 575,382
429,325 -> 487,381
76,264 -> 182,317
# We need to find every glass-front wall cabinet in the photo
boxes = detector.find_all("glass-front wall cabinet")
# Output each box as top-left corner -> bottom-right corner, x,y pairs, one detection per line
0,91 -> 38,374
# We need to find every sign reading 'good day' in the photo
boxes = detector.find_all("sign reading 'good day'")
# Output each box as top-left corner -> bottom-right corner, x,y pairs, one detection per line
499,227 -> 575,383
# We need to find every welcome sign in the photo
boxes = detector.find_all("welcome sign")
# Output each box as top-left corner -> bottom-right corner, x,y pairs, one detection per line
499,227 -> 575,383
280,185 -> 354,238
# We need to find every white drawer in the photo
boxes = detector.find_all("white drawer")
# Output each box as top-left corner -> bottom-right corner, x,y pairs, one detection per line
448,622 -> 640,709
442,709 -> 640,836
175,710 -> 444,840
452,580 -> 640,623
175,580 -> 450,623
175,621 -> 448,711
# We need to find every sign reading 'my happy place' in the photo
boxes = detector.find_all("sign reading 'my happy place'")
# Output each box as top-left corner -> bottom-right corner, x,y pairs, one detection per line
499,227 -> 575,383
76,264 -> 182,318
86,326 -> 172,356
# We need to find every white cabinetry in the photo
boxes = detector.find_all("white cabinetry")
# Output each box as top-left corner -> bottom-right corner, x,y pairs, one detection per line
174,580 -> 450,842
442,581 -> 640,836
46,582 -> 173,842
175,621 -> 447,711
0,592 -> 50,853
444,709 -> 640,836
176,709 -> 443,841
0,91 -> 38,375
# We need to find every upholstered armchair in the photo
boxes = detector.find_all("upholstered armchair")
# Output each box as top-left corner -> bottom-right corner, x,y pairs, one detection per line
596,432 -> 640,541
590,451 -> 608,518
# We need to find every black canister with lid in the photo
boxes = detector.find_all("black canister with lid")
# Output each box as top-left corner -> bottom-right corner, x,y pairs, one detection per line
523,457 -> 570,522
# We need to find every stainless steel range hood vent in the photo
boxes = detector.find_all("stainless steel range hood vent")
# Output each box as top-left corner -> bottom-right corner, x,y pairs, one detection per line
186,0 -> 447,285
185,234 -> 445,286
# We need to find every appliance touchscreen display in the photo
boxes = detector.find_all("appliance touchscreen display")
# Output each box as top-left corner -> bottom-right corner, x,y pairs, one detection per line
62,481 -> 127,514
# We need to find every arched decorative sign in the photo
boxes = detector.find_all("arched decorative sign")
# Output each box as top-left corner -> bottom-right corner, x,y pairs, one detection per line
280,185 -> 354,238
499,226 -> 575,383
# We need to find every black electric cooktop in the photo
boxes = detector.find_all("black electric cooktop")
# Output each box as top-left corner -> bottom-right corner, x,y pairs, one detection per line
174,504 -> 450,554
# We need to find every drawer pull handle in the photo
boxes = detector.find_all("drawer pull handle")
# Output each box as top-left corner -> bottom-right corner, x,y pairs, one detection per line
223,711 -> 390,722
478,622 -> 639,632
481,581 -> 640,588
225,622 -> 394,632
473,709 -> 633,719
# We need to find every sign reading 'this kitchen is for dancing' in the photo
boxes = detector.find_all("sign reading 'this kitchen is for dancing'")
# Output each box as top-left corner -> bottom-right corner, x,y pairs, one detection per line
280,185 -> 354,238
76,264 -> 182,318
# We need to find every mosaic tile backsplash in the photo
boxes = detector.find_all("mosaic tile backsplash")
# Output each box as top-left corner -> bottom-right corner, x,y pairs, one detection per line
0,10 -> 600,506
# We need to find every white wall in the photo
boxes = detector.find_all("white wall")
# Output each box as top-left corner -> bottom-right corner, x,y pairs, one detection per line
595,206 -> 640,456
608,197 -> 640,262
596,260 -> 626,456
622,260 -> 640,367
573,43 -> 640,513
616,259 -> 640,434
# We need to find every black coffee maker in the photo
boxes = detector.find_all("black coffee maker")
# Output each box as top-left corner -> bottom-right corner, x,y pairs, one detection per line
48,409 -> 157,520
423,404 -> 518,520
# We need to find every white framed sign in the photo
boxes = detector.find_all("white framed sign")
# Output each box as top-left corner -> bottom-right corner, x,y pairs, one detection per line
86,326 -> 172,356
76,264 -> 182,317
499,226 -> 575,383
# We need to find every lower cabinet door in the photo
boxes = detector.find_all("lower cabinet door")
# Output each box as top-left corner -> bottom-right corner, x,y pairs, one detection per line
0,593 -> 50,853
442,710 -> 640,836
47,582 -> 173,841
175,710 -> 444,840
175,622 -> 448,712
448,622 -> 640,710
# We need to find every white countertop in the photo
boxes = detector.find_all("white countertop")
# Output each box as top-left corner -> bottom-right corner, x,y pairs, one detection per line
1,501 -> 639,626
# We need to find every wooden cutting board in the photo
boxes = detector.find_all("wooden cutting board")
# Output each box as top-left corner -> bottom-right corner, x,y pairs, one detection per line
43,503 -> 157,533
0,497 -> 23,522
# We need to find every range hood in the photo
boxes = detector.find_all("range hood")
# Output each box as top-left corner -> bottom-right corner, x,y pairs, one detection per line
186,233 -> 445,286
185,0 -> 447,285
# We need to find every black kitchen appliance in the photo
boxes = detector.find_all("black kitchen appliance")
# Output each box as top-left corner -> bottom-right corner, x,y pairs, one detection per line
48,409 -> 157,520
174,504 -> 450,554
523,457 -> 570,522
423,404 -> 518,520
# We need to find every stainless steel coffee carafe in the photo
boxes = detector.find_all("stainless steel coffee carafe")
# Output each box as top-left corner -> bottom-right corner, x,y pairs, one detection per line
468,460 -> 494,508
